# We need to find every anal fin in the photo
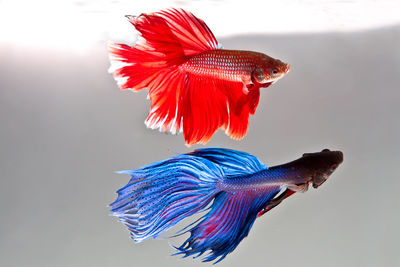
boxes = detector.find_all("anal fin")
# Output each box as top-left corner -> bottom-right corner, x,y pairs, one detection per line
257,189 -> 296,217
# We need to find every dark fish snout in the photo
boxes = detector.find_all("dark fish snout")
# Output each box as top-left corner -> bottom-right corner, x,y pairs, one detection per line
334,151 -> 344,164
311,149 -> 344,189
321,149 -> 343,165
338,151 -> 344,161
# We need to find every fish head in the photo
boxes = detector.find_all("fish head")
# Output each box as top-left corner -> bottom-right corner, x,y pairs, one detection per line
251,55 -> 290,86
301,149 -> 344,188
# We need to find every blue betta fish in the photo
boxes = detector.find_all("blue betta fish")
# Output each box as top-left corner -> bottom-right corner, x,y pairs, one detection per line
110,148 -> 343,263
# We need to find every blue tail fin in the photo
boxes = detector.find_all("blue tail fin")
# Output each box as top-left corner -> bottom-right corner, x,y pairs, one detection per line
110,152 -> 223,242
110,148 -> 279,263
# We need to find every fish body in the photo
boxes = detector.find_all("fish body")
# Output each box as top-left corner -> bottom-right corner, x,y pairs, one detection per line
109,9 -> 290,145
110,148 -> 343,262
182,49 -> 289,86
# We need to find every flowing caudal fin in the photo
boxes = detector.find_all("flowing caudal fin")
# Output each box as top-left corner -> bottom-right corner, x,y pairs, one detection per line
108,12 -> 186,91
110,153 -> 222,242
109,8 -> 220,136
111,148 -> 280,262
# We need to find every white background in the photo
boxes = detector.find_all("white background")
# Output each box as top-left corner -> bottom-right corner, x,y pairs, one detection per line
0,1 -> 399,266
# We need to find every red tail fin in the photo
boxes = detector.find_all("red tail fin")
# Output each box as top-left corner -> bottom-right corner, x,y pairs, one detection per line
109,9 -> 220,140
108,8 -> 218,91
108,11 -> 186,91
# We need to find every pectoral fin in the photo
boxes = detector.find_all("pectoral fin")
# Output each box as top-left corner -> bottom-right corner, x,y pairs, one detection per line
288,183 -> 309,193
257,189 -> 296,217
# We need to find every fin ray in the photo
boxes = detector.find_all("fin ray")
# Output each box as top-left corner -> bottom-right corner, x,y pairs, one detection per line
110,153 -> 223,242
111,148 -> 279,263
181,75 -> 257,145
189,148 -> 268,176
175,189 -> 280,262
158,8 -> 219,55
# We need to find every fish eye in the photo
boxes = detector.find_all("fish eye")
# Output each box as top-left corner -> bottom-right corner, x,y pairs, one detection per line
271,69 -> 279,76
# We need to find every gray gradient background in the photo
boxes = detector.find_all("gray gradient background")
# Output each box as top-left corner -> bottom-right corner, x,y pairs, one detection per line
1,19 -> 400,267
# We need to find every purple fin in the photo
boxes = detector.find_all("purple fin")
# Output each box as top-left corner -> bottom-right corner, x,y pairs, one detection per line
174,189 -> 280,263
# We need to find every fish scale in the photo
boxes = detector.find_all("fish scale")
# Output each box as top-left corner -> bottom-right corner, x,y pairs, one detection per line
182,50 -> 263,81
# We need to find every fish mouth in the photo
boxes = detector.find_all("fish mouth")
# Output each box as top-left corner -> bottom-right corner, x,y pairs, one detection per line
282,63 -> 290,74
335,151 -> 344,164
302,149 -> 343,189
265,74 -> 286,84
312,173 -> 329,188
312,158 -> 343,188
258,64 -> 290,87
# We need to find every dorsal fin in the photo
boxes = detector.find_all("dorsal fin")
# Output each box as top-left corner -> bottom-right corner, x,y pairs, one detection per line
189,148 -> 268,177
158,8 -> 219,56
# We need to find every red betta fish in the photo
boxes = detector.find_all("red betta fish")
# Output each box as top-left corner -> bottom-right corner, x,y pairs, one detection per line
109,8 -> 290,146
